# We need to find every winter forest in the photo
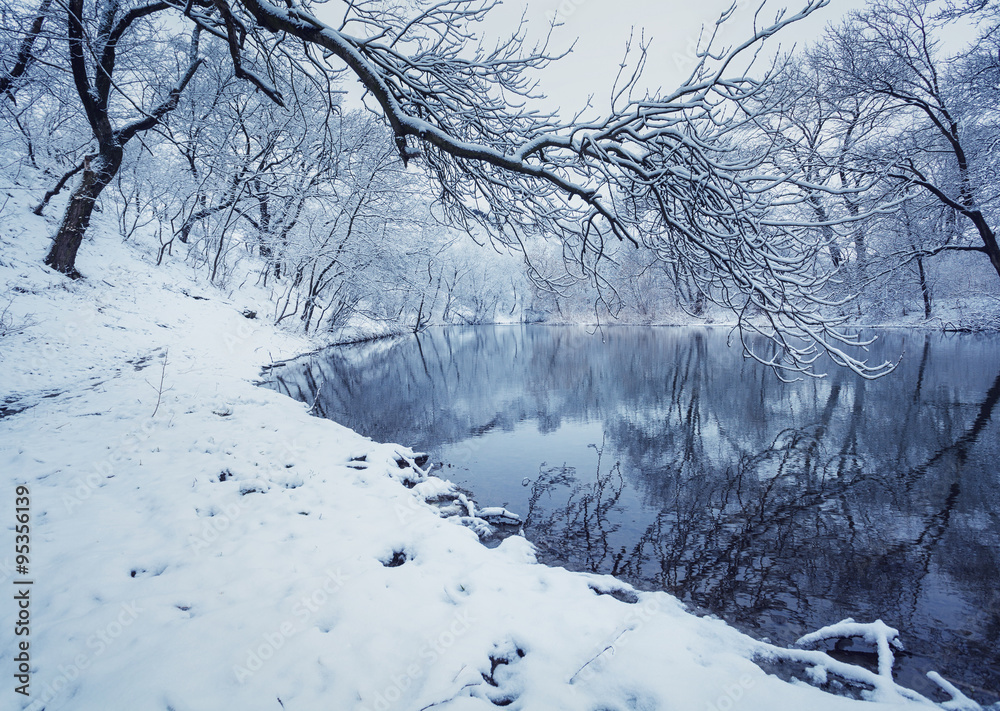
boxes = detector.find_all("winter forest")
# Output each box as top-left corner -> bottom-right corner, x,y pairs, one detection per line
2,0 -> 1000,709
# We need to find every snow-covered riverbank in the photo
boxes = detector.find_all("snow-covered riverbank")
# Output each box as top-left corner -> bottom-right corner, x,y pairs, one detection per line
1,193 -> 992,710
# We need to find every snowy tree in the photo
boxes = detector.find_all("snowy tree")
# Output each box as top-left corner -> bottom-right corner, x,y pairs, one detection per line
814,0 -> 1000,284
749,56 -> 899,278
152,47 -> 257,262
41,0 -> 203,276
267,110 -> 455,334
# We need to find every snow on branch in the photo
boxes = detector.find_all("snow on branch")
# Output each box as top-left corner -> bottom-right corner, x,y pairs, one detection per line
796,618 -> 904,680
196,0 -> 900,377
756,618 -> 985,709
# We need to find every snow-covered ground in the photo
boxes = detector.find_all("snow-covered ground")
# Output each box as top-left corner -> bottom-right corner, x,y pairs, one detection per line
1,185 -> 994,710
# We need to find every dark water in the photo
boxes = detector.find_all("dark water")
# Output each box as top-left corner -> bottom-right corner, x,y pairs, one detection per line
264,326 -> 1000,703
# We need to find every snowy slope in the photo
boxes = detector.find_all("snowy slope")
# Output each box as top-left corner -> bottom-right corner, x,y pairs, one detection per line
0,186 -> 992,710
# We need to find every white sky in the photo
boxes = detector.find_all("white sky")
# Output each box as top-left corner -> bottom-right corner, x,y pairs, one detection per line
478,0 -> 869,116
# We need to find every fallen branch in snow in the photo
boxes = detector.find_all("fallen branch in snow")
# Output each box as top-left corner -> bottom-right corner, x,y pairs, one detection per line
477,507 -> 522,526
756,619 -> 984,709
796,618 -> 904,680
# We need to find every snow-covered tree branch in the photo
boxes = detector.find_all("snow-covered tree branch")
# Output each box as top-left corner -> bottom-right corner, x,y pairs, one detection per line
185,0 -> 903,377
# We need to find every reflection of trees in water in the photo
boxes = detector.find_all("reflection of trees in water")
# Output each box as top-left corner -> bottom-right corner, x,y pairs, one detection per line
523,444 -> 630,576
522,423 -> 879,623
522,369 -> 1000,700
264,326 -> 1000,698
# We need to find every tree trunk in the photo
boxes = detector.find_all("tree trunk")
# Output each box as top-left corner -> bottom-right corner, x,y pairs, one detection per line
916,255 -> 932,319
969,211 -> 1000,283
44,150 -> 121,277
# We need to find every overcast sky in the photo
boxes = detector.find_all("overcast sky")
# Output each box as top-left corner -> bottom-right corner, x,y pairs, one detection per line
480,0 -> 868,116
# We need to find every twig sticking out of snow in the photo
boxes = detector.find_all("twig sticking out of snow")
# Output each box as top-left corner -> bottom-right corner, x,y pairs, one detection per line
147,349 -> 169,418
306,374 -> 325,414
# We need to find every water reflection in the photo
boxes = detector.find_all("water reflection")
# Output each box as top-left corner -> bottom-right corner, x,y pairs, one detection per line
264,326 -> 1000,702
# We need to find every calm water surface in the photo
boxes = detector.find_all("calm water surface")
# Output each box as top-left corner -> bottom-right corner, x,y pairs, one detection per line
264,326 -> 1000,703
